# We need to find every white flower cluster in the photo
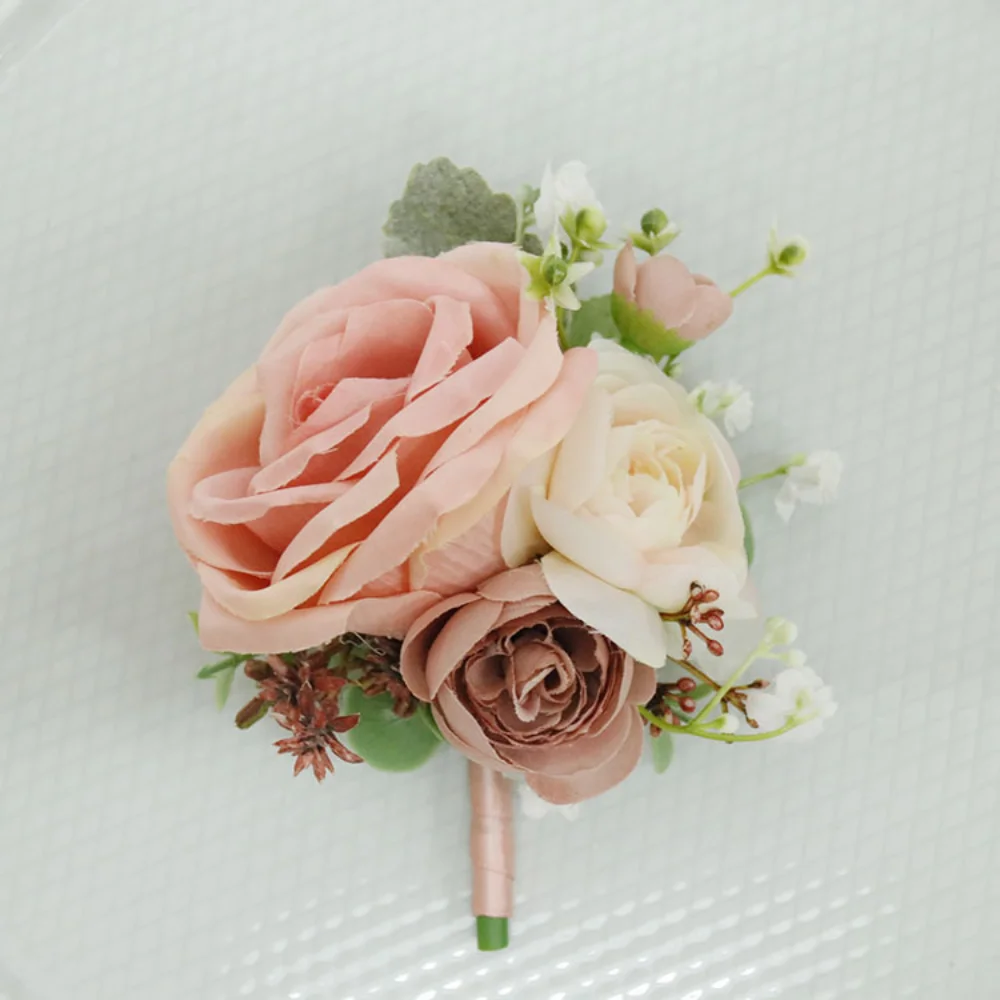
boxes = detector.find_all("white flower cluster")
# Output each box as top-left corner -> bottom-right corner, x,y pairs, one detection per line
745,617 -> 837,740
689,379 -> 754,437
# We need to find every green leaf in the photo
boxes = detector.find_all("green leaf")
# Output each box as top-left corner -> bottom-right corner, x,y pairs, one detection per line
687,683 -> 715,701
740,503 -> 755,566
214,665 -> 236,710
383,158 -> 517,258
340,686 -> 442,772
566,293 -> 619,349
521,232 -> 543,255
196,652 -> 248,679
610,292 -> 694,361
650,731 -> 675,774
187,610 -> 200,635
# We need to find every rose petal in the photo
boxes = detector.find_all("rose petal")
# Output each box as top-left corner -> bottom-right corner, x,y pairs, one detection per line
675,277 -> 734,341
337,337 -> 524,481
547,386 -> 613,512
612,242 -> 638,301
423,313 -> 563,476
190,467 -> 348,524
256,310 -> 350,463
407,296 -> 475,401
271,449 -> 401,582
321,424 -> 514,602
399,593 -> 478,700
429,343 -> 597,557
424,599 -> 504,698
526,709 -> 645,804
261,256 -> 513,358
198,589 -> 441,654
500,451 -> 555,568
540,553 -> 668,667
632,254 -> 697,329
249,403 -> 374,494
167,372 -> 275,577
530,494 -> 644,591
198,543 -> 359,622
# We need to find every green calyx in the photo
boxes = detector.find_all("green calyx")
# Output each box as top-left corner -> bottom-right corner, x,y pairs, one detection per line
610,293 -> 694,361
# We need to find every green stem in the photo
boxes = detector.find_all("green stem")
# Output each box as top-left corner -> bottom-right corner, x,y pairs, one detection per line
689,649 -> 760,727
476,915 -> 509,951
641,707 -> 797,743
514,200 -> 526,248
729,266 -> 775,298
738,465 -> 789,490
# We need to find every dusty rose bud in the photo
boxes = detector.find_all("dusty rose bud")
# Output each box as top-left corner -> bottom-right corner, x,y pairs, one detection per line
613,242 -> 733,342
677,677 -> 696,693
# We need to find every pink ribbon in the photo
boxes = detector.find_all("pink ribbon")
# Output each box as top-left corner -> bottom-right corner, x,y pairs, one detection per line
468,761 -> 514,918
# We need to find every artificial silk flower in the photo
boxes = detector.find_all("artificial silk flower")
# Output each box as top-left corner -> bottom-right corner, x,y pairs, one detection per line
745,666 -> 838,740
502,339 -> 752,668
170,156 -> 840,952
534,160 -> 603,244
689,379 -> 754,437
774,450 -> 843,522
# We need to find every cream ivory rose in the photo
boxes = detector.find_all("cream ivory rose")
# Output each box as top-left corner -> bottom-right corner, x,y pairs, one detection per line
167,243 -> 596,654
501,339 -> 750,667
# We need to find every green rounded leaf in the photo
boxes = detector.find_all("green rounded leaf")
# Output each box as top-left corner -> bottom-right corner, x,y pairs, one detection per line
566,293 -> 619,349
383,158 -> 517,258
610,293 -> 694,360
340,685 -> 442,772
650,731 -> 675,774
740,503 -> 755,566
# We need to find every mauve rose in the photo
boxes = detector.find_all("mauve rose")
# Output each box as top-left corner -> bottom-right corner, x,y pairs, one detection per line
613,241 -> 732,342
168,243 -> 596,653
400,565 -> 657,804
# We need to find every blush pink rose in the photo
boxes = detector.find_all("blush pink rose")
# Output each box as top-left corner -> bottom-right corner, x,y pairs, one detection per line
613,241 -> 732,341
168,243 -> 596,653
400,565 -> 657,804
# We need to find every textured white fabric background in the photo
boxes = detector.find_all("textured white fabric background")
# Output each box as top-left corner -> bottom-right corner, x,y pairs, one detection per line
1,1 -> 998,998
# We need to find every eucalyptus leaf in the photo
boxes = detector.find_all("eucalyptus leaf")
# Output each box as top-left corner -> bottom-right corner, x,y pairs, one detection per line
214,665 -> 236,710
566,293 -> 619,349
610,292 -> 694,360
741,503 -> 755,566
650,731 -> 675,774
383,158 -> 518,257
687,683 -> 715,701
341,686 -> 441,772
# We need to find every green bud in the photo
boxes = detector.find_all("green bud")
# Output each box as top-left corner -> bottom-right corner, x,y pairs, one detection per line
777,241 -> 808,268
542,255 -> 569,286
641,208 -> 669,237
575,206 -> 607,244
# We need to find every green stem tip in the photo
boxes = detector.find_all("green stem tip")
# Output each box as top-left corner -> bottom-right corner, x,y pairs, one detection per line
476,915 -> 509,951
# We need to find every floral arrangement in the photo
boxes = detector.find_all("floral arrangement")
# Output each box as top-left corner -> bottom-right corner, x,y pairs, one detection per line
168,158 -> 841,951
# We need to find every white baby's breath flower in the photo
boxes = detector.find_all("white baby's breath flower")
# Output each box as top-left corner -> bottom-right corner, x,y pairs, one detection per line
519,783 -> 581,821
775,450 -> 843,522
767,226 -> 810,276
745,666 -> 837,740
689,380 -> 754,437
535,161 -> 603,244
763,616 -> 798,648
717,713 -> 739,734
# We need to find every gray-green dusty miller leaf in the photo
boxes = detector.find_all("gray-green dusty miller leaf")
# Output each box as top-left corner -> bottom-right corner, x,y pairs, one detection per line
383,157 -> 518,257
